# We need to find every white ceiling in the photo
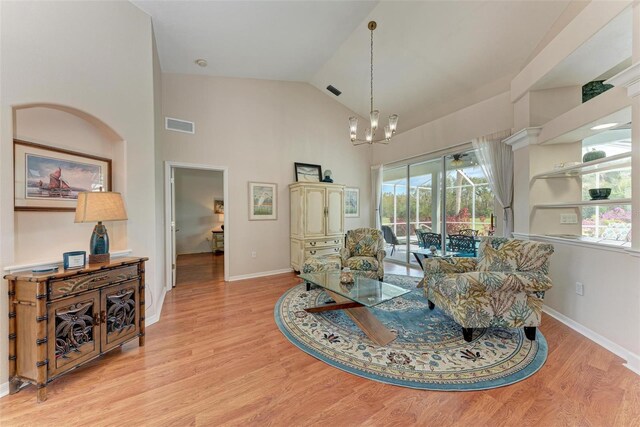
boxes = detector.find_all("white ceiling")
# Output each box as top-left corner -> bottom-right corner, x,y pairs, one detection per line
132,1 -> 377,81
134,0 -> 571,133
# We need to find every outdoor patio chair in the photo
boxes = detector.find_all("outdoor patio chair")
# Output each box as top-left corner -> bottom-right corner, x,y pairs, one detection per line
458,228 -> 478,237
420,232 -> 442,250
448,234 -> 476,257
381,225 -> 400,256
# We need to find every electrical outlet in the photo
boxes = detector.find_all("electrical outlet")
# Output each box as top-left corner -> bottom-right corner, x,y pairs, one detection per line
251,251 -> 257,258
575,282 -> 584,296
560,213 -> 578,224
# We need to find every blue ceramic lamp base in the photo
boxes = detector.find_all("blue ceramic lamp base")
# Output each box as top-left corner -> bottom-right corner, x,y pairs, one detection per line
88,221 -> 111,264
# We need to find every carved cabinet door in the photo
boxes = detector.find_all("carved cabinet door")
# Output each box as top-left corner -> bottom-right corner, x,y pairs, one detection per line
47,293 -> 101,378
100,279 -> 140,353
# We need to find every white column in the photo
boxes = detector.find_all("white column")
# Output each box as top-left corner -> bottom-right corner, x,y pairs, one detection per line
503,128 -> 542,237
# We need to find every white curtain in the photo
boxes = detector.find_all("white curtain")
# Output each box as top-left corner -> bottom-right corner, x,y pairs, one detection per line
473,134 -> 514,237
371,164 -> 383,229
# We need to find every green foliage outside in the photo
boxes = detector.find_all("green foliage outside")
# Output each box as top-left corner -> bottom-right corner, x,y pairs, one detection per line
581,169 -> 631,239
381,173 -> 494,238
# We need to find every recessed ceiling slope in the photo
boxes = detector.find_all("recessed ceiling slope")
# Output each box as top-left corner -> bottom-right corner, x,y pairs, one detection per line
532,6 -> 632,91
135,0 -> 570,134
311,1 -> 570,132
132,0 -> 377,81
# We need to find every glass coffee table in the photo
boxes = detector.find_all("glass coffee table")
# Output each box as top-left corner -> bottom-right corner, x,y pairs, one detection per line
299,271 -> 410,346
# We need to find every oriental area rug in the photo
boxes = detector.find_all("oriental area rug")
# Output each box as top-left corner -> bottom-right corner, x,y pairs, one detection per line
274,274 -> 548,391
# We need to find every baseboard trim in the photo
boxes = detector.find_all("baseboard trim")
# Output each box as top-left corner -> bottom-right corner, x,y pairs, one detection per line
228,268 -> 293,282
145,286 -> 167,327
543,305 -> 640,375
0,381 -> 8,399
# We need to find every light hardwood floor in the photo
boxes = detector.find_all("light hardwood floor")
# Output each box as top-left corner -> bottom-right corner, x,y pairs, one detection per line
1,253 -> 639,426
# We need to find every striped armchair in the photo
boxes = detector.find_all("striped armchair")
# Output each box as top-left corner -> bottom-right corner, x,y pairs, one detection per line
423,238 -> 554,342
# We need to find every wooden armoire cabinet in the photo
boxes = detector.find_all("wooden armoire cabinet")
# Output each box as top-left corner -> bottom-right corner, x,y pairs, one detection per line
4,256 -> 147,402
289,182 -> 345,271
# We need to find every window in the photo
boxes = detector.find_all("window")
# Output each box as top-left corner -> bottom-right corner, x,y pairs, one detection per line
580,126 -> 631,245
381,148 -> 495,265
444,152 -> 494,236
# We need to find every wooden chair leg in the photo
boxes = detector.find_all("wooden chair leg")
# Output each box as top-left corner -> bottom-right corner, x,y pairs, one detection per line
427,300 -> 435,310
524,326 -> 536,341
462,327 -> 474,342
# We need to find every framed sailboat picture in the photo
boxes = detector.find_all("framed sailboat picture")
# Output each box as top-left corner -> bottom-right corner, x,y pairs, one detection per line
14,139 -> 112,211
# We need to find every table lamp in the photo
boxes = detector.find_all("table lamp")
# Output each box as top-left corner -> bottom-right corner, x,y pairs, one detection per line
216,213 -> 224,230
75,191 -> 128,264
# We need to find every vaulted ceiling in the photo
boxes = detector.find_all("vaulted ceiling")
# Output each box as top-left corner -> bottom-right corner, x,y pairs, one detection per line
133,0 -> 571,133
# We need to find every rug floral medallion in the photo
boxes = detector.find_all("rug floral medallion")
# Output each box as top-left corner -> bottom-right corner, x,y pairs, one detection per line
275,274 -> 548,391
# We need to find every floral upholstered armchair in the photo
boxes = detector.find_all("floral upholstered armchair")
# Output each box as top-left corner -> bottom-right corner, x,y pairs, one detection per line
340,228 -> 385,280
422,237 -> 554,342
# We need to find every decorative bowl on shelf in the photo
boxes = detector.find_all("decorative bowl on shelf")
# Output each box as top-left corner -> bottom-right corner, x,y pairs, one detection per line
589,188 -> 611,200
583,149 -> 606,163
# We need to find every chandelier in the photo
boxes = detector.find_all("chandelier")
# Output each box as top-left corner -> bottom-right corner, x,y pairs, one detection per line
349,21 -> 398,145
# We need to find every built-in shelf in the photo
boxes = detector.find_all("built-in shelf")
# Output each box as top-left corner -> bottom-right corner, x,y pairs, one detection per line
531,152 -> 631,181
533,198 -> 632,209
513,233 -> 633,252
537,90 -> 631,145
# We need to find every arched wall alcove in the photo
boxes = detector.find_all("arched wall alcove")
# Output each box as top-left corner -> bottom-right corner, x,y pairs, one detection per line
11,103 -> 128,263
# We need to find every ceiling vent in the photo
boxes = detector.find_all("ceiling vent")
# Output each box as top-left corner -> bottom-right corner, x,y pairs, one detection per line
165,117 -> 195,134
326,85 -> 341,96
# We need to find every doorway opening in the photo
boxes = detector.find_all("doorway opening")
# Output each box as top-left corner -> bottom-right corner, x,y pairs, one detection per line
164,162 -> 229,290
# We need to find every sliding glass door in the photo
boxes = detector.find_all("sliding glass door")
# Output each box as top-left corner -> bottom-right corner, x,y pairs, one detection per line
380,148 -> 494,265
408,158 -> 442,265
381,166 -> 408,263
444,151 -> 494,235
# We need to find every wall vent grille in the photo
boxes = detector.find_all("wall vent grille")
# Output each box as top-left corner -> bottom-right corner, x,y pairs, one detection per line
165,117 -> 195,134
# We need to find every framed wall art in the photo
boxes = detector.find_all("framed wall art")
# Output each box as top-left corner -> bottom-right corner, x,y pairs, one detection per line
214,199 -> 224,214
14,139 -> 112,212
345,187 -> 360,217
249,182 -> 277,220
294,162 -> 322,182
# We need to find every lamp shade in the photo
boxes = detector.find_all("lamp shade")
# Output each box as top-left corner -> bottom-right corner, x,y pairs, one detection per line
74,191 -> 128,223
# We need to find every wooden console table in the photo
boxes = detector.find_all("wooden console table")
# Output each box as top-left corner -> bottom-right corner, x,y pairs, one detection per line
4,256 -> 148,402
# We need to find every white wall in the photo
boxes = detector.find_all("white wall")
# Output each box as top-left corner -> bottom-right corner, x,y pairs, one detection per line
174,168 -> 223,254
372,92 -> 513,166
159,73 -> 372,279
544,241 -> 640,364
0,1 -> 158,387
153,29 -> 166,307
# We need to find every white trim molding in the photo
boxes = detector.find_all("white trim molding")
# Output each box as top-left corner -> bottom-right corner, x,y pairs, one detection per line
543,305 -> 640,375
625,247 -> 640,258
0,381 -> 8,399
513,232 -> 634,255
164,161 -> 230,288
606,62 -> 640,98
228,268 -> 293,282
145,286 -> 167,327
502,127 -> 541,151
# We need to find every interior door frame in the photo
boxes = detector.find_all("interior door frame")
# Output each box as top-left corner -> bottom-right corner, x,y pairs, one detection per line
164,161 -> 230,290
